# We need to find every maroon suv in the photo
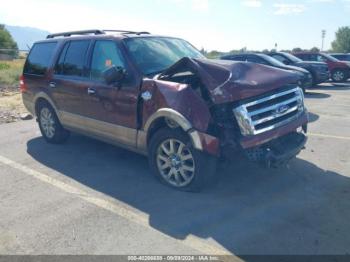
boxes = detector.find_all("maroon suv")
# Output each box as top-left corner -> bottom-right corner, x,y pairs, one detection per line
294,52 -> 350,82
21,30 -> 308,191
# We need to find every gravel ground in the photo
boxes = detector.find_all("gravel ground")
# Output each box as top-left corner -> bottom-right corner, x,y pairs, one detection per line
0,85 -> 29,124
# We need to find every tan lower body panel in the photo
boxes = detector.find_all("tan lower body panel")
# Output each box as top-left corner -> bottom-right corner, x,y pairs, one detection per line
59,111 -> 147,155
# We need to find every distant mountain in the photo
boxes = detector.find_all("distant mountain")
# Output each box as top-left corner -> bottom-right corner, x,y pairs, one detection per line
5,25 -> 50,50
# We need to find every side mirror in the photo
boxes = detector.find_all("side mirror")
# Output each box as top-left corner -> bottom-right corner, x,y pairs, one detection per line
103,66 -> 126,85
284,60 -> 291,65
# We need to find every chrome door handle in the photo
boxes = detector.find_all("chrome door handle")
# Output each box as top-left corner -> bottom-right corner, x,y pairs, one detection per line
87,87 -> 96,95
49,82 -> 56,88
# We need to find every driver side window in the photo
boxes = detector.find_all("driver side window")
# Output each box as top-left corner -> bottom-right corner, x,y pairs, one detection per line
90,40 -> 126,81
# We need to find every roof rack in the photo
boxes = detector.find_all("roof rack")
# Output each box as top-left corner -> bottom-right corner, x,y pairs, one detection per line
103,30 -> 150,35
47,29 -> 105,39
46,29 -> 151,39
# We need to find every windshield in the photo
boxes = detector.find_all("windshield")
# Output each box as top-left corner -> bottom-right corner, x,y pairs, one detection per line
257,54 -> 287,67
124,37 -> 205,76
322,53 -> 339,62
281,52 -> 303,63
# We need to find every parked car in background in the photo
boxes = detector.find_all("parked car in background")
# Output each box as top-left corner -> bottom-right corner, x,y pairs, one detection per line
329,53 -> 350,62
21,30 -> 308,191
221,53 -> 312,92
294,52 -> 350,82
267,52 -> 329,86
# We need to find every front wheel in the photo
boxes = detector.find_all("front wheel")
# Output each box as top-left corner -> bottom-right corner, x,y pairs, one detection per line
148,128 -> 217,192
331,69 -> 347,82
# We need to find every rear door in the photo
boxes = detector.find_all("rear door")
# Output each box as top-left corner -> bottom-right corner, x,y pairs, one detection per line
50,40 -> 92,116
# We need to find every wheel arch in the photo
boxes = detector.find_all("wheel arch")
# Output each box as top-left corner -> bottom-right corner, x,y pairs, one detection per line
144,109 -> 203,151
33,92 -> 59,117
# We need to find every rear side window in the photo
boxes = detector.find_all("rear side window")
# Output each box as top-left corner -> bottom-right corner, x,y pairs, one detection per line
232,56 -> 246,61
55,40 -> 90,77
248,56 -> 269,65
297,54 -> 308,60
24,42 -> 57,75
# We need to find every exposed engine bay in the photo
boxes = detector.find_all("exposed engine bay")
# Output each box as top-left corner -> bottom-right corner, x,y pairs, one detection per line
158,70 -> 212,103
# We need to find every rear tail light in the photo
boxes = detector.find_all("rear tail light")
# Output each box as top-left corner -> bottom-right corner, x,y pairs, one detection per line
19,75 -> 27,93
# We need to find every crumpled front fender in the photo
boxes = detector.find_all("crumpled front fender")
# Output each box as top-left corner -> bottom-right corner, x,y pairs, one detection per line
140,79 -> 219,155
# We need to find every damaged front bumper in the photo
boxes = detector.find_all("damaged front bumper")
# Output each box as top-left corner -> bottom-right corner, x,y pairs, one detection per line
243,129 -> 307,167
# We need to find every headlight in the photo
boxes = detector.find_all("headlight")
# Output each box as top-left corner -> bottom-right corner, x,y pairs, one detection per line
233,106 -> 255,136
296,87 -> 305,112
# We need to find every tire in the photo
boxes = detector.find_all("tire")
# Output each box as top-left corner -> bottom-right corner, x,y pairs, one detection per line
37,101 -> 70,144
148,128 -> 217,192
331,69 -> 347,82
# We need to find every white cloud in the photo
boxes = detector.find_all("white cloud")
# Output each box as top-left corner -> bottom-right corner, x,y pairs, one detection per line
273,4 -> 306,15
242,0 -> 262,8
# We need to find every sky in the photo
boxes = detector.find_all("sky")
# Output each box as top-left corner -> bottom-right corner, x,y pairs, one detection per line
1,0 -> 349,52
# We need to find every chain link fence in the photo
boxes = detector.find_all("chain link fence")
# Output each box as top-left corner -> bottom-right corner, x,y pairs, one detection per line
0,49 -> 28,60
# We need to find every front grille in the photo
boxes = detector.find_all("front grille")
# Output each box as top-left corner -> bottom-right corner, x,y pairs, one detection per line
233,86 -> 304,136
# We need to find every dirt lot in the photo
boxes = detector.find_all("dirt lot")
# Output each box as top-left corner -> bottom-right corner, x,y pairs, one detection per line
0,85 -> 28,124
0,59 -> 29,124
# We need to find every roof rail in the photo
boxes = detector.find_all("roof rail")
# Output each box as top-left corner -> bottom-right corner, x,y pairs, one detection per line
46,29 -> 151,39
46,29 -> 105,39
103,30 -> 151,35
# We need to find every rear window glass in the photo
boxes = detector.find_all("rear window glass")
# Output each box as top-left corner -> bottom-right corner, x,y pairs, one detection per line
24,42 -> 57,75
55,40 -> 90,77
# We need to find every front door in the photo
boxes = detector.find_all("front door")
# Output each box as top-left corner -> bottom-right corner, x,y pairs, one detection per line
82,40 -> 140,147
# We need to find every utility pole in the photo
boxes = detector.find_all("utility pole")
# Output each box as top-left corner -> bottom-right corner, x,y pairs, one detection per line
321,30 -> 326,51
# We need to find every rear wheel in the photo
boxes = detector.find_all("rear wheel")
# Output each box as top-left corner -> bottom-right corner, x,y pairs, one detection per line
331,69 -> 347,82
148,128 -> 217,192
37,102 -> 70,144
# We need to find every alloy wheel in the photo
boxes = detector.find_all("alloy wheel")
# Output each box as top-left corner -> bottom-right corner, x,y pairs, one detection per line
40,107 -> 55,138
333,71 -> 345,82
156,138 -> 195,187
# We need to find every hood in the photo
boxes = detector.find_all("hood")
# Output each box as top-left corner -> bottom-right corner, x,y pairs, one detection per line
159,58 -> 302,104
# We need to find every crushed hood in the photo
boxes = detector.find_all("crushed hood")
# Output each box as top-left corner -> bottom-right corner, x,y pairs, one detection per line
160,57 -> 302,104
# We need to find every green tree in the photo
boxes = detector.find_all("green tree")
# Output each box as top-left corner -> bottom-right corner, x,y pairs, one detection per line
331,26 -> 350,53
310,47 -> 320,52
206,50 -> 223,59
0,24 -> 18,57
292,47 -> 303,53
